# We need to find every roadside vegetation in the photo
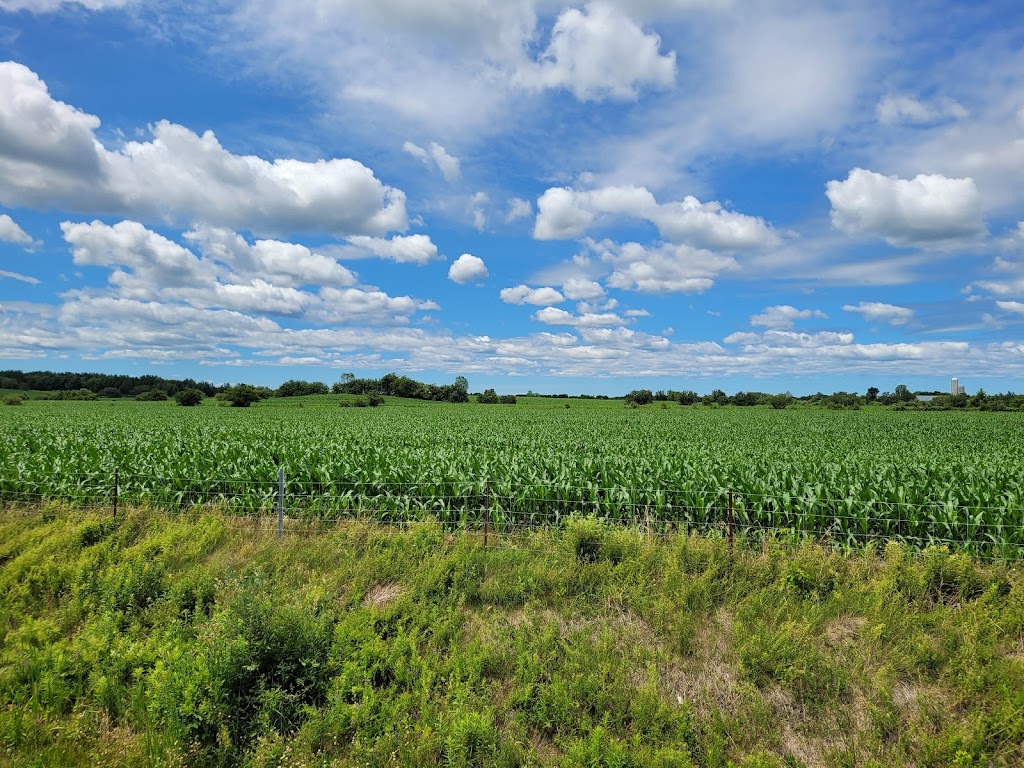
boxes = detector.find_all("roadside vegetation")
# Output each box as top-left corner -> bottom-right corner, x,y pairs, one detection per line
1,507 -> 1022,767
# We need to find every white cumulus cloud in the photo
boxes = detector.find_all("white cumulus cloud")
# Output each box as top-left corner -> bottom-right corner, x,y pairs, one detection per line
561,277 -> 605,301
750,305 -> 827,329
448,253 -> 488,284
499,285 -> 565,306
826,168 -> 985,246
0,62 -> 407,237
505,197 -> 533,222
525,3 -> 676,101
346,234 -> 440,264
842,301 -> 914,326
533,183 -> 774,248
591,239 -> 738,294
0,213 -> 33,246
532,306 -> 627,327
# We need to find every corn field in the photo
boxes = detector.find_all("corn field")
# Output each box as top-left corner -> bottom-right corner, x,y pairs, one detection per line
2,398 -> 1023,555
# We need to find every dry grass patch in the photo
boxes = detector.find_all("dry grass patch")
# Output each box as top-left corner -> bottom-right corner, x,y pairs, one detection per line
661,607 -> 746,718
362,581 -> 404,608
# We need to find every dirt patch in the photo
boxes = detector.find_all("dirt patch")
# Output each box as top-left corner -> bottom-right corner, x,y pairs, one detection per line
362,581 -> 404,608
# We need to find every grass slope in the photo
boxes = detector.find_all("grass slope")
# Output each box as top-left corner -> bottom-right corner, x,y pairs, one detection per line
1,507 -> 1022,767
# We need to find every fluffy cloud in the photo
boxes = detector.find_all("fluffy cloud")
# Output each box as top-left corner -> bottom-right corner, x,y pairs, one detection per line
533,187 -> 597,239
62,220 -> 218,287
531,307 -> 627,327
525,3 -> 676,101
876,95 -> 967,125
995,301 -> 1024,315
448,253 -> 488,284
499,285 -> 565,306
185,226 -> 357,287
0,62 -> 407,237
590,239 -> 738,294
842,301 -> 914,326
402,140 -> 461,182
826,168 -> 985,246
533,184 -> 774,248
750,305 -> 827,329
0,213 -> 33,246
57,219 -> 431,324
318,287 -> 423,321
345,234 -> 440,264
561,277 -> 605,301
505,197 -> 533,222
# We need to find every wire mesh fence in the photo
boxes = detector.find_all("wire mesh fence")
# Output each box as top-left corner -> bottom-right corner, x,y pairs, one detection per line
2,468 -> 1023,559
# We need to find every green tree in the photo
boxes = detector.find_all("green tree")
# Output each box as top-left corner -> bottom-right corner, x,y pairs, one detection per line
218,384 -> 266,408
866,387 -> 879,401
174,388 -> 205,406
894,384 -> 913,402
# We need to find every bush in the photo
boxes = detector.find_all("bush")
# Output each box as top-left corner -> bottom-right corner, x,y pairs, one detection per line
135,389 -> 168,401
216,384 -> 270,407
3,394 -> 23,405
174,388 -> 205,407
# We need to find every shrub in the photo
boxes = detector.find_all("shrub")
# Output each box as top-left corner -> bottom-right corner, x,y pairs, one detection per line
3,394 -> 23,405
216,384 -> 269,407
174,388 -> 205,407
566,517 -> 605,562
135,389 -> 168,401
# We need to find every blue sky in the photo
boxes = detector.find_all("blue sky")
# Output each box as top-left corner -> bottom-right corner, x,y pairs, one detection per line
1,0 -> 1023,396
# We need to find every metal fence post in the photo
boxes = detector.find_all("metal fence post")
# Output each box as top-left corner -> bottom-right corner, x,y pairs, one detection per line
484,479 -> 491,548
728,490 -> 734,552
113,467 -> 119,519
277,467 -> 284,539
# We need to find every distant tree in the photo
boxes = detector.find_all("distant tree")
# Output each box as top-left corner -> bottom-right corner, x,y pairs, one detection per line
703,389 -> 728,406
894,384 -> 913,402
498,394 -> 517,405
174,388 -> 205,407
135,389 -> 168,401
276,379 -> 328,397
624,389 -> 654,406
769,393 -> 793,410
478,388 -> 499,404
98,387 -> 123,398
866,387 -> 879,402
218,384 -> 267,408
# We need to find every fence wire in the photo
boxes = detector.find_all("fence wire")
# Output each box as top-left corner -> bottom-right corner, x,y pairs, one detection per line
2,471 -> 1023,560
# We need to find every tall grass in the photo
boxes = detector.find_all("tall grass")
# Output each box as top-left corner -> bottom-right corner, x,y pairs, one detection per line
1,506 -> 1022,767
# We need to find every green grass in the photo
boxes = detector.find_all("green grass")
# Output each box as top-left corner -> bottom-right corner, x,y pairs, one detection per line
1,506 -> 1022,767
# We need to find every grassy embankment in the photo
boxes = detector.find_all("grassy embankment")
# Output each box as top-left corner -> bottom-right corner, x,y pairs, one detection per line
1,507 -> 1022,768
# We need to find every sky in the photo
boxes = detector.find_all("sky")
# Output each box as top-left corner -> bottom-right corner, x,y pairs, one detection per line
0,0 -> 1023,396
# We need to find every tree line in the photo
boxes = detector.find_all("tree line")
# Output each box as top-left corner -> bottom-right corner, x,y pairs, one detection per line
0,370 -> 220,398
621,386 -> 1024,411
